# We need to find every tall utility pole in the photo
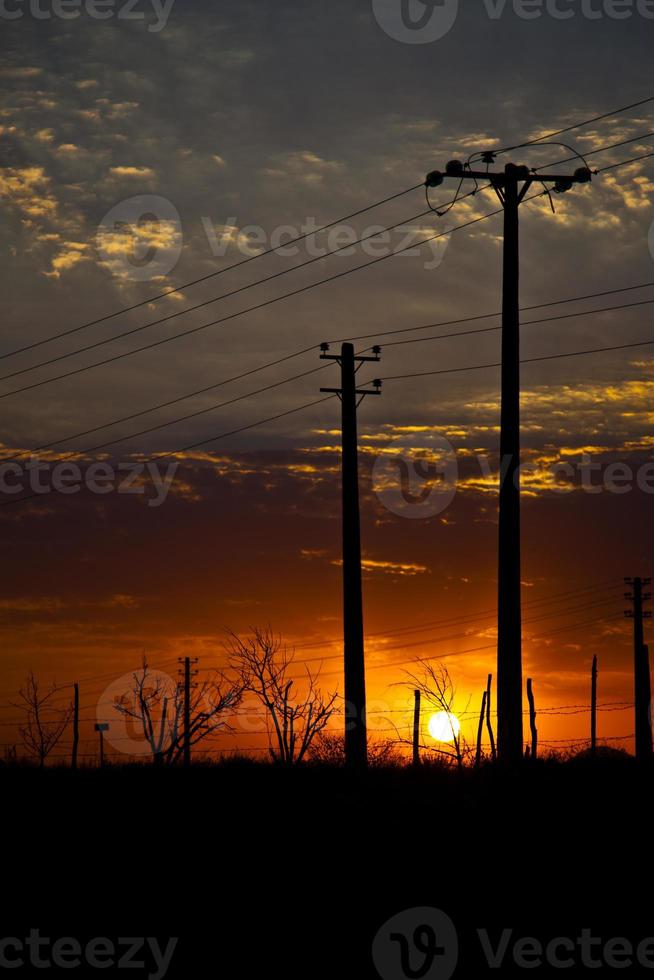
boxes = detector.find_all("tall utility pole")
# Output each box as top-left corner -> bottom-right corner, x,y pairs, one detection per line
428,158 -> 592,763
320,342 -> 382,770
625,577 -> 652,761
179,656 -> 199,768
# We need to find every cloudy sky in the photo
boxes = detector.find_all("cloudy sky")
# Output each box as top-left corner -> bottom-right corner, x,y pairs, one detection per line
1,0 -> 654,759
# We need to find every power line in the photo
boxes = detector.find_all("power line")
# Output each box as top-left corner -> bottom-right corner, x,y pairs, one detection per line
347,280 -> 654,345
0,187 -> 488,388
287,597 -> 625,668
14,94 -> 646,367
289,612 -> 626,679
382,335 -> 654,383
0,395 -> 336,508
4,326 -> 654,513
293,580 -> 622,649
495,95 -> 654,155
5,280 -> 652,466
0,148 -> 649,404
381,296 -> 654,351
597,150 -> 654,173
0,584 -> 622,709
1,158 -> 652,508
0,197 -> 499,401
5,94 -> 648,369
535,130 -> 654,171
0,201 -> 467,384
0,182 -> 426,361
6,289 -> 654,474
11,364 -> 332,465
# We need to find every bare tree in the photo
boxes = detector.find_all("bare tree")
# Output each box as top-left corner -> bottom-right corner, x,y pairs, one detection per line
227,627 -> 338,765
401,663 -> 471,770
114,659 -> 242,765
13,672 -> 72,768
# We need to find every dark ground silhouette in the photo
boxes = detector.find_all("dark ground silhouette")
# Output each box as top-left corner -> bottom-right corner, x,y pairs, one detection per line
4,753 -> 654,977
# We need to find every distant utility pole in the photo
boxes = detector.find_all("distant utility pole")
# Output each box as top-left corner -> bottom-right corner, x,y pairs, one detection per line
591,656 -> 598,754
320,341 -> 382,770
179,657 -> 199,768
94,722 -> 109,768
475,689 -> 488,768
485,673 -> 496,763
428,158 -> 592,764
413,690 -> 421,767
72,682 -> 79,771
625,577 -> 653,761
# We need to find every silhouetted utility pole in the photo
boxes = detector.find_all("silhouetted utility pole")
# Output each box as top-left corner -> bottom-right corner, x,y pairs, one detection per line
95,722 -> 108,768
72,682 -> 79,770
413,690 -> 421,767
476,689 -> 488,768
428,159 -> 592,763
591,656 -> 598,754
526,678 -> 537,760
179,657 -> 198,768
625,577 -> 652,760
320,341 -> 382,769
485,673 -> 496,762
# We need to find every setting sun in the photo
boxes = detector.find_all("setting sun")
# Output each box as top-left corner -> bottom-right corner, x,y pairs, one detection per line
427,711 -> 461,743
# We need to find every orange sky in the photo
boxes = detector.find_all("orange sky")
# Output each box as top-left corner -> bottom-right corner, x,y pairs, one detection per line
0,430 -> 648,763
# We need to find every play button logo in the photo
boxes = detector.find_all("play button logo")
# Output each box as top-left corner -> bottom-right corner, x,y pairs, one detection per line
372,0 -> 459,44
373,908 -> 459,980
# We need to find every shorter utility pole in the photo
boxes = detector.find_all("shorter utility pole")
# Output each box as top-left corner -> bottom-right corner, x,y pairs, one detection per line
179,657 -> 199,768
94,722 -> 109,768
526,678 -> 537,760
320,341 -> 382,770
413,690 -> 421,767
72,682 -> 80,771
476,689 -> 488,768
485,674 -> 496,762
625,577 -> 653,761
591,656 -> 598,754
